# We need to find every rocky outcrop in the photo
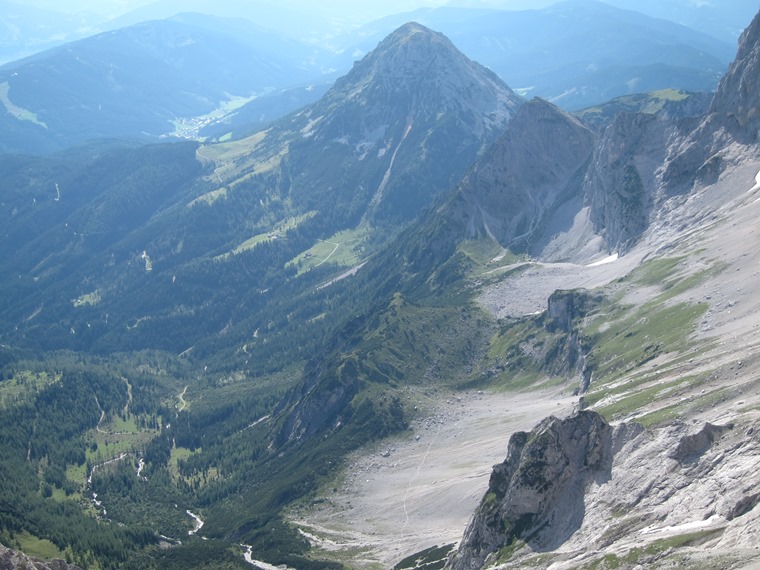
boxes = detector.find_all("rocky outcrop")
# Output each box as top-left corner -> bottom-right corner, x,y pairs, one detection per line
446,415 -> 760,570
658,9 -> 760,195
0,544 -> 81,570
584,111 -> 670,252
451,98 -> 595,252
273,315 -> 367,446
710,9 -> 760,142
447,411 -> 613,570
544,289 -> 600,393
545,289 -> 600,333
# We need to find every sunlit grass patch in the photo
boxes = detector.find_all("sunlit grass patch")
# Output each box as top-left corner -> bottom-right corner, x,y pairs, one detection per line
212,212 -> 319,261
0,82 -> 47,128
0,371 -> 61,405
169,446 -> 198,480
72,290 -> 102,307
14,531 -> 64,560
187,187 -> 228,207
287,226 -> 370,275
585,300 -> 708,385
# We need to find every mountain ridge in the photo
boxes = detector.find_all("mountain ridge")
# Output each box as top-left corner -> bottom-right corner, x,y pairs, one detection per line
0,16 -> 324,154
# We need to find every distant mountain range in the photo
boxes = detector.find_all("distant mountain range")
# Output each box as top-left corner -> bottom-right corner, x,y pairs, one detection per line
0,0 -> 747,155
341,0 -> 734,110
0,15 -> 332,154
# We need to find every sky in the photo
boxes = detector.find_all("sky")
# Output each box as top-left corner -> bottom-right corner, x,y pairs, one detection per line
19,0 -> 446,19
17,0 -> 562,21
10,0 -> 759,46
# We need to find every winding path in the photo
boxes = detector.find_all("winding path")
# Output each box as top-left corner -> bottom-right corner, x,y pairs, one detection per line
178,386 -> 189,411
314,241 -> 340,268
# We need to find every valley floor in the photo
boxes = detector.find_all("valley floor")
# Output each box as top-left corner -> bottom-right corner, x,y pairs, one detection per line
290,387 -> 578,568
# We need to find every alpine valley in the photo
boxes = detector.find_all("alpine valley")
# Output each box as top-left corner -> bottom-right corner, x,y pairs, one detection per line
1,3 -> 760,570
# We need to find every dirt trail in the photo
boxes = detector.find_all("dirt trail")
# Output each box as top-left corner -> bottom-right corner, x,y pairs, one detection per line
178,386 -> 188,411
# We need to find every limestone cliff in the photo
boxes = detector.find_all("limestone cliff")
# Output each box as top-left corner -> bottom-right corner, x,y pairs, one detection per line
448,413 -> 760,569
451,98 -> 595,252
583,111 -> 669,252
710,9 -> 760,142
446,411 -> 613,570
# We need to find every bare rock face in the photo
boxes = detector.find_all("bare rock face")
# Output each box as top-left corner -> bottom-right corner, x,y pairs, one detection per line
584,111 -> 671,252
297,22 -> 524,225
446,411 -> 613,570
710,9 -> 760,142
546,289 -> 601,334
0,544 -> 81,570
446,415 -> 760,569
451,98 -> 595,252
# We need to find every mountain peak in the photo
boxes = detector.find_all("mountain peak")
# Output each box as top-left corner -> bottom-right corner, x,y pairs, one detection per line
383,21 -> 439,41
311,22 -> 521,146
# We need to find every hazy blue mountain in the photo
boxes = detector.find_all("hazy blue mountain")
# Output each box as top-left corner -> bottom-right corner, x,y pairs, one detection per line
341,0 -> 734,110
446,0 -> 759,42
0,23 -> 521,355
102,0 -> 334,41
603,0 -> 760,43
0,0 -> 105,64
0,16 -> 327,154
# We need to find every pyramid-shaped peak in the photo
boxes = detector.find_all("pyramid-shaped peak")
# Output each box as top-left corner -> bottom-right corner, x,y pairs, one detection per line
366,21 -> 471,70
381,21 -> 448,44
322,22 -> 521,122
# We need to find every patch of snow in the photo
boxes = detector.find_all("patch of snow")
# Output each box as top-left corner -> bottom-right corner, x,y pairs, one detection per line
747,169 -> 760,194
586,253 -> 619,267
640,514 -> 725,536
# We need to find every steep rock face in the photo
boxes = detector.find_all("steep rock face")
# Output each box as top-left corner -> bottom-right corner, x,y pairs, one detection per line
585,7 -> 760,250
273,349 -> 363,446
287,22 -> 523,225
710,9 -> 760,142
447,411 -> 613,570
584,111 -> 672,252
0,543 -> 81,570
449,98 -> 594,252
450,415 -> 760,570
522,419 -> 760,569
582,8 -> 760,251
545,289 -> 601,334
658,9 -> 760,195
